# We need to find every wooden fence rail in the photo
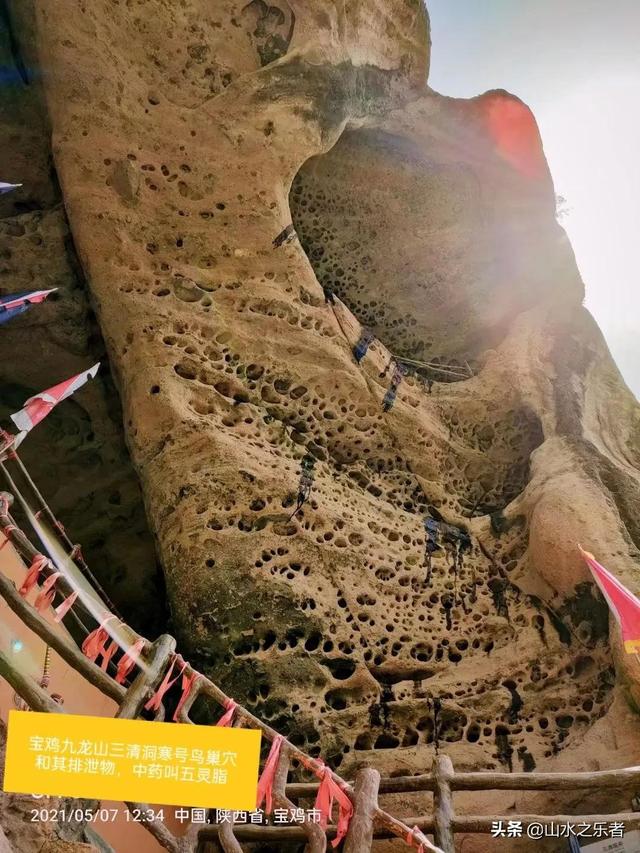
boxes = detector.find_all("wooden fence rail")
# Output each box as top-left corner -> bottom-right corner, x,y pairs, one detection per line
284,764 -> 640,798
198,756 -> 640,852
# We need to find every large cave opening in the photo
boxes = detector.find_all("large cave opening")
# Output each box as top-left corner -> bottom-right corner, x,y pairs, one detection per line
291,125 -> 523,374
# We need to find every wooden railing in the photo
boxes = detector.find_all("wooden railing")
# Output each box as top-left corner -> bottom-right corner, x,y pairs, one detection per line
197,755 -> 640,851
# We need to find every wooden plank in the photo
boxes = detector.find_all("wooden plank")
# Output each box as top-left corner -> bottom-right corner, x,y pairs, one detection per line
452,768 -> 640,792
199,823 -> 416,844
344,768 -> 380,853
286,777 -> 435,798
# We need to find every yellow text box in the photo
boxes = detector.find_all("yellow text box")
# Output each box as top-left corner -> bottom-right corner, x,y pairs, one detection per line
3,710 -> 261,810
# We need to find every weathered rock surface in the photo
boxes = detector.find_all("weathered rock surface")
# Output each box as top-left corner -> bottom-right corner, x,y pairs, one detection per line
2,0 -> 640,848
0,2 -> 163,638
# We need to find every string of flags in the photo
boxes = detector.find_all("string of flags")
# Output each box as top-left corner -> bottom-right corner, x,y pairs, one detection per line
423,516 -> 472,606
8,363 -> 100,449
380,355 -> 394,380
0,267 -> 106,605
353,329 -> 374,364
0,288 -> 57,326
383,361 -> 406,412
424,517 -> 441,585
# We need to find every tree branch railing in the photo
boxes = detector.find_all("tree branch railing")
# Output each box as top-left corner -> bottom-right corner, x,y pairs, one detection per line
0,490 -> 439,853
198,759 -> 640,852
2,483 -> 640,853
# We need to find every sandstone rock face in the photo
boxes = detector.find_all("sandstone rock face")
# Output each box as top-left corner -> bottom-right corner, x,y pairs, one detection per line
3,0 -> 640,847
0,3 -> 162,637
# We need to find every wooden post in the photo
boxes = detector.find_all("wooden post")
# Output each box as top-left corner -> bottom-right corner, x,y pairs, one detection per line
216,719 -> 245,852
116,633 -> 175,719
344,768 -> 380,853
273,744 -> 326,853
218,822 -> 243,853
433,755 -> 455,853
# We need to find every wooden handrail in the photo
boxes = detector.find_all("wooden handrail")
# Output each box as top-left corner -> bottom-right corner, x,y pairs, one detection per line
0,566 -> 126,703
285,765 -> 640,798
451,767 -> 640,791
0,487 -> 440,853
198,811 -> 640,844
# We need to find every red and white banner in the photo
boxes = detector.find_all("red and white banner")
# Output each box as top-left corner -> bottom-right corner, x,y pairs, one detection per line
11,363 -> 100,446
579,546 -> 640,654
0,182 -> 22,195
0,289 -> 57,311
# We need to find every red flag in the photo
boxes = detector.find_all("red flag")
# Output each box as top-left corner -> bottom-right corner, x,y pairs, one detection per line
10,363 -> 100,446
579,546 -> 640,654
256,736 -> 283,815
314,765 -> 354,848
0,289 -> 57,312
